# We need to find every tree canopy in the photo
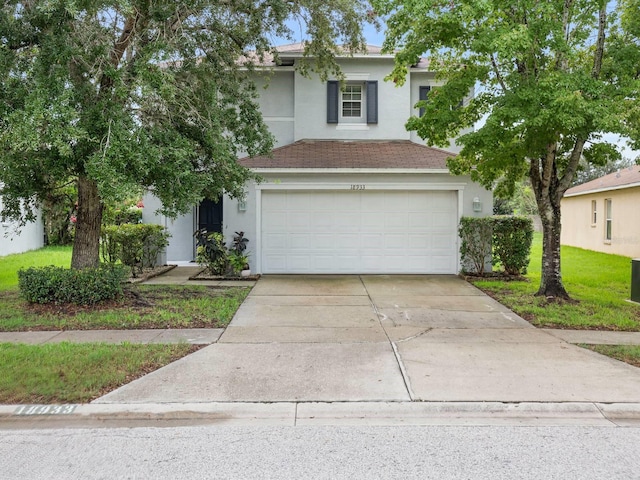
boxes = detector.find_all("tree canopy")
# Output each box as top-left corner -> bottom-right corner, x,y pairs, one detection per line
0,0 -> 371,267
374,0 -> 640,298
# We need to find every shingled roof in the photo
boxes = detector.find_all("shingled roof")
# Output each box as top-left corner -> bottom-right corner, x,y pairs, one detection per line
238,140 -> 454,169
565,166 -> 640,197
238,43 -> 430,69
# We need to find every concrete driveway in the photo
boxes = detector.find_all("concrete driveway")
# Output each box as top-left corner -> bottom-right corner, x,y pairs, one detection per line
96,275 -> 640,404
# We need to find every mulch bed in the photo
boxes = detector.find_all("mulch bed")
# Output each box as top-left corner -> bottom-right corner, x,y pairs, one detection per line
188,269 -> 260,281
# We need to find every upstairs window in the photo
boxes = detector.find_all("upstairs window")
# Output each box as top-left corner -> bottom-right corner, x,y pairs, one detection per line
327,81 -> 377,125
418,86 -> 431,117
342,84 -> 363,119
418,85 -> 463,116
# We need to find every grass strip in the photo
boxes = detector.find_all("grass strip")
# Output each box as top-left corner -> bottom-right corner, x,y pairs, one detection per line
581,344 -> 640,368
0,342 -> 198,404
471,233 -> 640,330
0,285 -> 250,332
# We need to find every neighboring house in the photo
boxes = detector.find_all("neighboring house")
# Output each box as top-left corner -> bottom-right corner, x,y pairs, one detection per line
144,44 -> 492,274
0,197 -> 44,256
562,166 -> 640,258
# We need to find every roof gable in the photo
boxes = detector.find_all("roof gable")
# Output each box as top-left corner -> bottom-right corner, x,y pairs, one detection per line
565,166 -> 640,196
238,140 -> 454,170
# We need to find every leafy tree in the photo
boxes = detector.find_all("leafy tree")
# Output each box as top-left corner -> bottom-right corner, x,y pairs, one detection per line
573,155 -> 636,186
494,180 -> 538,216
374,0 -> 640,299
0,0 -> 370,268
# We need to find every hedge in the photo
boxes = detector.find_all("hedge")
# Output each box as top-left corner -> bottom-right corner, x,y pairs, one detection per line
459,217 -> 493,275
491,216 -> 534,275
459,216 -> 533,275
18,265 -> 127,305
101,224 -> 170,276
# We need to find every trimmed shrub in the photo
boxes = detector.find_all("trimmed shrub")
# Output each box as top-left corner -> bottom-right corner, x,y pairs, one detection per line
492,215 -> 534,275
194,229 -> 229,275
18,265 -> 127,305
101,224 -> 170,276
458,217 -> 493,274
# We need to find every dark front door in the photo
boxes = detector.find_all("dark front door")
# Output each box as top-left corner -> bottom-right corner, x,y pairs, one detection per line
198,199 -> 223,233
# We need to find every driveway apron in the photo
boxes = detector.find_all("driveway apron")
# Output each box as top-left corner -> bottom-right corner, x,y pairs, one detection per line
95,275 -> 640,404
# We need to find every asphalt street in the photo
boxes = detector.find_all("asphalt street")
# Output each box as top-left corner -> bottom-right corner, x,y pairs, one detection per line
2,425 -> 640,479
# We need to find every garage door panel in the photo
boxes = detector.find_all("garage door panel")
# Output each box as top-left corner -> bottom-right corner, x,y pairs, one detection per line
288,255 -> 312,270
408,235 -> 430,248
289,234 -> 313,249
263,254 -> 287,272
261,190 -> 458,274
263,211 -> 286,227
385,234 -> 408,248
385,212 -> 409,229
361,212 -> 379,228
431,256 -> 456,273
263,233 -> 288,249
361,234 -> 384,248
288,213 -> 311,229
432,233 -> 456,249
334,214 -> 361,228
315,212 -> 334,227
312,234 -> 336,249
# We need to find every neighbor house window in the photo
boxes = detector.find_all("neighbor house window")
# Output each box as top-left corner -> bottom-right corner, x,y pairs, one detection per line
605,198 -> 612,242
591,200 -> 597,226
327,81 -> 378,124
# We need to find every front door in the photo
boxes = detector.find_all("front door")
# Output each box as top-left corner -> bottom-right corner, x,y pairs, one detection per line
198,199 -> 223,234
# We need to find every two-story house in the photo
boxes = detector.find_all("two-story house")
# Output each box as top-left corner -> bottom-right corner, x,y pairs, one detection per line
143,44 -> 492,274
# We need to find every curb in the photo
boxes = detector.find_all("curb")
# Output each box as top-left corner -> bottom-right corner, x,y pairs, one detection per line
2,401 -> 640,428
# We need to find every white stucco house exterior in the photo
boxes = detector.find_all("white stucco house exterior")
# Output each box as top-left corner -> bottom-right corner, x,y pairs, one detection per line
144,44 -> 492,274
0,196 -> 44,257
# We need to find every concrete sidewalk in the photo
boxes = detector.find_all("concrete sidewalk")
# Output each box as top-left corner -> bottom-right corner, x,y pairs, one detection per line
93,275 -> 640,405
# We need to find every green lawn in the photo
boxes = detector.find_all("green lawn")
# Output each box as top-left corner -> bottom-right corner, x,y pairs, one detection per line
472,233 -> 640,330
0,246 -> 72,290
581,345 -> 640,368
0,284 -> 249,331
0,342 -> 197,403
0,247 -> 250,331
0,247 -> 250,404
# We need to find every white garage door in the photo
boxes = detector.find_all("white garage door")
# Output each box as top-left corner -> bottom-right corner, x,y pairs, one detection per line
260,190 -> 459,274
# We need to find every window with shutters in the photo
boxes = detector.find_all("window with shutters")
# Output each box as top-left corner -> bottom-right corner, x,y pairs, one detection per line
342,84 -> 364,121
418,86 -> 430,117
418,85 -> 463,116
327,81 -> 377,125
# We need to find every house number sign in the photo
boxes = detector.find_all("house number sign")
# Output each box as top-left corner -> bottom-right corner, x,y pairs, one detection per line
350,184 -> 366,190
14,404 -> 77,415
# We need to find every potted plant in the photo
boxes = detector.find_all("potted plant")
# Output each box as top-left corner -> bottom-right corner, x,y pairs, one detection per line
228,250 -> 250,276
228,231 -> 250,277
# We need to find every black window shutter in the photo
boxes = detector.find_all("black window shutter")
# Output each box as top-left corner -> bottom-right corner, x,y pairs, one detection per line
366,81 -> 378,124
327,81 -> 339,124
419,86 -> 431,117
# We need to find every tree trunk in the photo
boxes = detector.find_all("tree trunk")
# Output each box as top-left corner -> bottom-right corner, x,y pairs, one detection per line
71,175 -> 103,269
535,195 -> 570,300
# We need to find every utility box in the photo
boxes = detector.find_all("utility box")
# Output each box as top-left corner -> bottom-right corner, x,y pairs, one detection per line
632,259 -> 640,303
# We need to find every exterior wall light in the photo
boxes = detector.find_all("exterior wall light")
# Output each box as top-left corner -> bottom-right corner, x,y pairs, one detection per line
238,200 -> 247,212
472,197 -> 482,212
